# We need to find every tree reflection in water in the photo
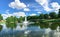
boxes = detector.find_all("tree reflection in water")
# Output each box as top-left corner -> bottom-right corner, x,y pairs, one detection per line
0,25 -> 2,32
0,22 -> 60,37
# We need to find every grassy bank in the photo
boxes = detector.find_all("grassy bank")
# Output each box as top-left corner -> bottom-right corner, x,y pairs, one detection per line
43,19 -> 60,22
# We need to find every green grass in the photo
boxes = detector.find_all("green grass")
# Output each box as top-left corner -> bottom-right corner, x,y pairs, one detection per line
42,19 -> 60,22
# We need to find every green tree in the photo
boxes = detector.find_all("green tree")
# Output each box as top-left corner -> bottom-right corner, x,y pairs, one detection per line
6,16 -> 17,28
44,14 -> 49,19
0,14 -> 3,20
49,12 -> 57,19
39,14 -> 44,19
18,16 -> 24,23
14,16 -> 18,23
27,16 -> 39,22
58,9 -> 60,18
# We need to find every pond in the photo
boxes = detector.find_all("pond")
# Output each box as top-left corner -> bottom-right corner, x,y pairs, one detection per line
0,22 -> 60,37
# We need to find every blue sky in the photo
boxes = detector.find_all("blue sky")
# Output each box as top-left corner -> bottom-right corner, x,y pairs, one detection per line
0,0 -> 60,19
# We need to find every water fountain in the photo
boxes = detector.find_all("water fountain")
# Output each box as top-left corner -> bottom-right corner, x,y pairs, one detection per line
16,16 -> 29,30
18,16 -> 29,30
23,16 -> 29,26
22,16 -> 31,37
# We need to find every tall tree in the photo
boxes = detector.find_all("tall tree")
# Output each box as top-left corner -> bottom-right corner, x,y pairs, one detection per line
27,16 -> 38,20
6,16 -> 17,28
0,14 -> 3,20
58,9 -> 60,18
44,14 -> 49,19
39,14 -> 44,19
18,16 -> 24,23
49,12 -> 57,19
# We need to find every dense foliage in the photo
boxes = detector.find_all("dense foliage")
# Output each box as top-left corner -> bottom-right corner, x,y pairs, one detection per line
6,16 -> 17,28
27,9 -> 60,20
0,14 -> 3,20
58,9 -> 60,18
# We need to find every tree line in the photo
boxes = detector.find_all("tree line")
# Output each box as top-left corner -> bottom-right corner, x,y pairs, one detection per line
0,9 -> 60,22
27,9 -> 60,20
0,9 -> 60,29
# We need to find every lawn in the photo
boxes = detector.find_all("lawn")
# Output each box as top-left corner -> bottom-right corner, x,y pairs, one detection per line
43,19 -> 60,22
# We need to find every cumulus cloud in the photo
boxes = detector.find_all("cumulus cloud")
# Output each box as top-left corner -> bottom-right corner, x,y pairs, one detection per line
9,0 -> 26,9
2,10 -> 12,19
2,11 -> 25,19
35,0 -> 60,13
12,12 -> 26,17
2,14 -> 12,20
51,2 -> 60,10
24,8 -> 30,11
36,0 -> 48,5
30,14 -> 36,16
2,14 -> 8,20
51,2 -> 60,13
35,0 -> 52,11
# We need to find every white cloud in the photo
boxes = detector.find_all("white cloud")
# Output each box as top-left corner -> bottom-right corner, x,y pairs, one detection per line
12,12 -> 26,17
35,0 -> 60,13
9,0 -> 26,9
36,0 -> 48,5
2,14 -> 12,20
37,12 -> 41,14
24,8 -> 30,11
51,2 -> 60,13
44,6 -> 52,11
1,10 -> 12,19
30,14 -> 36,16
51,2 -> 60,10
2,14 -> 8,19
2,11 -> 26,19
35,0 -> 52,11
